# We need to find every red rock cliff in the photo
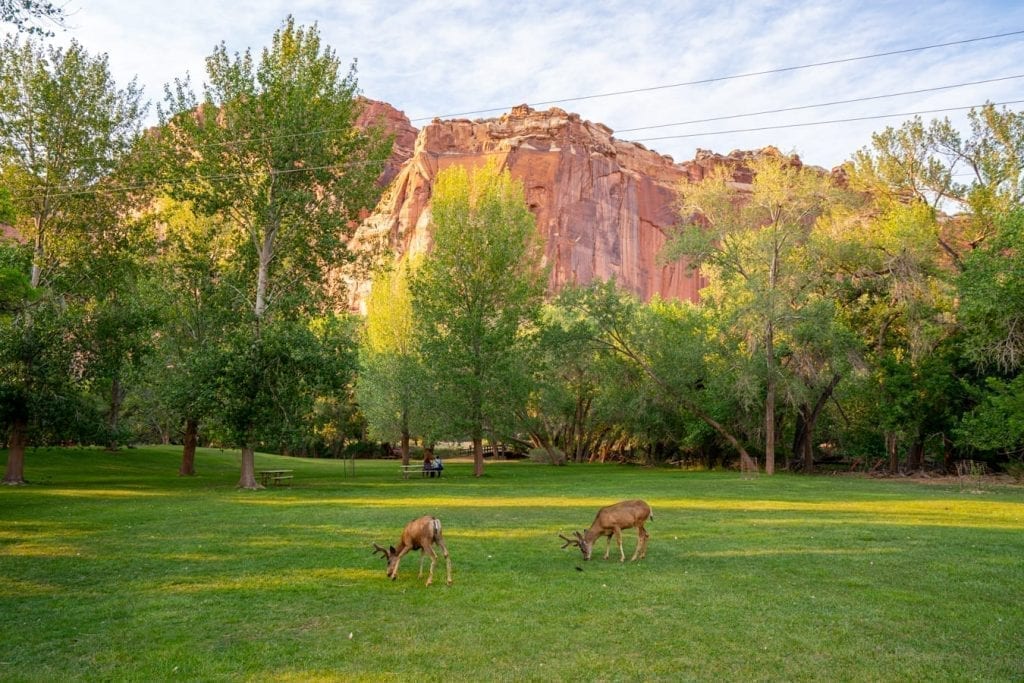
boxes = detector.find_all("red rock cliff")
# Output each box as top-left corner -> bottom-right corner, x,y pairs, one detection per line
349,104 -> 779,310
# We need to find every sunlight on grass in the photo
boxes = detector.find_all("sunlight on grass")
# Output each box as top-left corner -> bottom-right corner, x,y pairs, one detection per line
654,498 -> 1024,529
690,547 -> 900,559
0,527 -> 92,558
238,494 -> 1024,530
0,541 -> 86,558
31,488 -> 169,499
154,567 -> 378,594
0,577 -> 61,597
445,528 -> 547,540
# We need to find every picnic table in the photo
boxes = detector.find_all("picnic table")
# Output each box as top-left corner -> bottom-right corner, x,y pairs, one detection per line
400,463 -> 442,479
257,469 -> 294,486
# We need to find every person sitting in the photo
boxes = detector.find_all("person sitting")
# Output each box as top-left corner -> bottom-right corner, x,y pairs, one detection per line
432,455 -> 444,478
422,453 -> 434,478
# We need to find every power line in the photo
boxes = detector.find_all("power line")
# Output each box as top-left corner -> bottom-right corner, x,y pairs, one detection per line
14,97 -> 1019,202
614,74 -> 1024,133
15,70 -> 1022,171
410,29 -> 1024,122
631,99 -> 1024,143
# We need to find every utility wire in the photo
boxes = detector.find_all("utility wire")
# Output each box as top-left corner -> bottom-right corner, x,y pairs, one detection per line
615,74 -> 1024,133
410,29 -> 1024,121
632,99 -> 1024,142
13,97 -> 1021,202
6,29 -> 1020,168
15,71 -> 1023,170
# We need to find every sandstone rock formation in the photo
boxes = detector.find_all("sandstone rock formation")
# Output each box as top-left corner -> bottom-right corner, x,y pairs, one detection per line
355,98 -> 419,188
348,103 -> 795,311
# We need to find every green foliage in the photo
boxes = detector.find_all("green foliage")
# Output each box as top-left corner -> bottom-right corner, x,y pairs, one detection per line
958,209 -> 1024,372
356,258 -> 432,448
957,374 -> 1024,452
410,162 -> 546,457
156,16 -> 390,322
0,0 -> 65,35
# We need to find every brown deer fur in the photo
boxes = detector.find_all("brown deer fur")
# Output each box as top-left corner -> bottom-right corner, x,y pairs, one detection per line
560,499 -> 652,562
372,515 -> 452,586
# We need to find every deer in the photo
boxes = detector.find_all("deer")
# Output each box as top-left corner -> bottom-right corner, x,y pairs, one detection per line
372,515 -> 452,586
559,499 -> 652,562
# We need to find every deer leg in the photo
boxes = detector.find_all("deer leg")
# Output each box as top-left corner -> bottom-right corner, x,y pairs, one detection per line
422,545 -> 437,586
391,547 -> 412,580
436,538 -> 453,586
603,532 -> 614,560
631,525 -> 648,561
418,550 -> 426,578
615,528 -> 626,562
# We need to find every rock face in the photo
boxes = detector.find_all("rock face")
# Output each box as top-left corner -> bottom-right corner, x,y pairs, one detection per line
349,103 -> 783,310
355,98 -> 419,188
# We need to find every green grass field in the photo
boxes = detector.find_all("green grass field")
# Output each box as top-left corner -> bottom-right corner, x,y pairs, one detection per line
2,446 -> 1023,681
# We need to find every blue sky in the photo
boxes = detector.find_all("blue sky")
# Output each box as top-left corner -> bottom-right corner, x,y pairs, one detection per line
26,0 -> 1024,168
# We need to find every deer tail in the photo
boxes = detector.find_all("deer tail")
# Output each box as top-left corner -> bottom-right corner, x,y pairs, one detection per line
431,517 -> 443,540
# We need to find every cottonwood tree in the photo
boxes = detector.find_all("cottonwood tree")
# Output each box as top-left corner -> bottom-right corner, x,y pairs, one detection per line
410,163 -> 546,477
0,36 -> 146,483
665,152 -> 845,474
562,281 -> 757,468
956,209 -> 1024,453
157,17 -> 390,487
356,258 -> 431,466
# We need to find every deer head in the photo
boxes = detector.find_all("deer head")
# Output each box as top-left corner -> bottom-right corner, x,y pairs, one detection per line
372,542 -> 401,579
558,530 -> 594,560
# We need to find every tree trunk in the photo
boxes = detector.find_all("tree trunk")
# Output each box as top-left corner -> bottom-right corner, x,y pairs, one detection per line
3,418 -> 28,485
764,319 -> 776,475
886,432 -> 899,475
400,430 -> 410,467
238,445 -> 261,489
942,434 -> 955,474
180,418 -> 198,476
107,375 -> 124,450
254,229 -> 275,319
907,438 -> 925,472
472,436 -> 484,477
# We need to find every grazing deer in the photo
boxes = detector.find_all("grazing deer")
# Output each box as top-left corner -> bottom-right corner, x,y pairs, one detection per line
372,515 -> 452,586
559,499 -> 652,562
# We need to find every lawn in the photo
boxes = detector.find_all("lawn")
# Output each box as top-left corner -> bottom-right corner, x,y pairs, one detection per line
1,446 -> 1023,681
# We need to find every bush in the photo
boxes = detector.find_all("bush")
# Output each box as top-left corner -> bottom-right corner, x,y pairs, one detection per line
1004,458 -> 1024,483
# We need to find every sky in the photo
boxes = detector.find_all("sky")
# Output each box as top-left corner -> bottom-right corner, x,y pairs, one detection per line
19,0 -> 1024,169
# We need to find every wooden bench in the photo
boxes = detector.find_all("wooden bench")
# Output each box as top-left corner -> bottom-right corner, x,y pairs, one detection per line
257,469 -> 294,486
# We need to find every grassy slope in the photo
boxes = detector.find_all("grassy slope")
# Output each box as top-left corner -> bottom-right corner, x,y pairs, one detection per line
1,446 -> 1023,681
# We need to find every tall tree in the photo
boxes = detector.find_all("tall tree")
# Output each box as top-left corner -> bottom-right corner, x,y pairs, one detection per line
0,36 -> 146,483
157,17 -> 390,488
665,152 -> 844,474
411,162 -> 546,477
356,258 -> 430,466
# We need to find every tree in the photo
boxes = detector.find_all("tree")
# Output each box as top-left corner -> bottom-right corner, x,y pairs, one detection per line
410,162 -> 546,477
562,281 -> 757,468
956,209 -> 1024,454
665,152 -> 846,474
356,258 -> 431,465
0,0 -> 65,36
156,17 -> 391,488
0,36 -> 146,483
